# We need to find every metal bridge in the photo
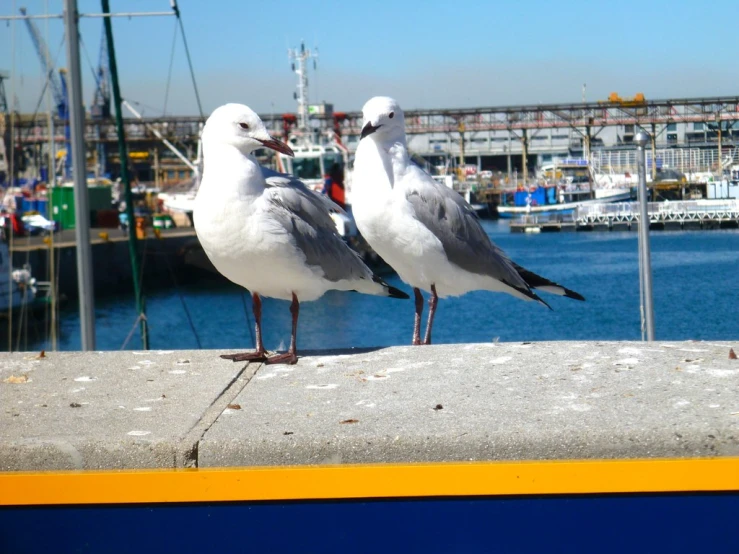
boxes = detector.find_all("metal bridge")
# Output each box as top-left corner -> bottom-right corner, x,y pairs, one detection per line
9,94 -> 739,183
11,94 -> 739,143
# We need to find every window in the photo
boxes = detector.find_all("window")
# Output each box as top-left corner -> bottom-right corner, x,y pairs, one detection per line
693,122 -> 704,131
666,123 -> 677,131
292,158 -> 322,180
624,124 -> 635,134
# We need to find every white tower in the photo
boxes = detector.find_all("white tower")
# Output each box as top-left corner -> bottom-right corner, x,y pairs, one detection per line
288,41 -> 318,133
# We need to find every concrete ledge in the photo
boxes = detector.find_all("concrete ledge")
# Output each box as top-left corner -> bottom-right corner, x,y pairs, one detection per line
2,342 -> 738,471
0,351 -> 257,471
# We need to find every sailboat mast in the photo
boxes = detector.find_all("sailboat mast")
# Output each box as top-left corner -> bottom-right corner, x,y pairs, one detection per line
101,0 -> 149,349
63,0 -> 96,350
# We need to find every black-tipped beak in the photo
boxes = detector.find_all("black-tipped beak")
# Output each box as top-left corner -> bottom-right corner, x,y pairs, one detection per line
258,137 -> 294,157
360,122 -> 381,140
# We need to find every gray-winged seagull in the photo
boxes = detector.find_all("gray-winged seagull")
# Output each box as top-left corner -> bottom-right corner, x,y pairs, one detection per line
352,96 -> 584,346
194,103 -> 409,364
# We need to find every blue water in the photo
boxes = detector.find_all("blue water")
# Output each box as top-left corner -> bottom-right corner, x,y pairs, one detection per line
40,221 -> 739,351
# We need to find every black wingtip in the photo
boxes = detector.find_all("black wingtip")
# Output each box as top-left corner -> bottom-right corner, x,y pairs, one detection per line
503,278 -> 552,310
511,262 -> 585,302
387,285 -> 410,299
563,288 -> 586,302
372,275 -> 410,299
530,289 -> 553,310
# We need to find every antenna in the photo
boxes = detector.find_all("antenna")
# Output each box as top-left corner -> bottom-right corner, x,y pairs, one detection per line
287,41 -> 318,132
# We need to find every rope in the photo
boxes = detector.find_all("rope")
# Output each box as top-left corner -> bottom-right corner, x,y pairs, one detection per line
14,280 -> 27,353
78,33 -> 99,83
161,249 -> 202,349
120,313 -> 147,350
173,5 -> 204,118
162,20 -> 179,116
19,37 -> 65,144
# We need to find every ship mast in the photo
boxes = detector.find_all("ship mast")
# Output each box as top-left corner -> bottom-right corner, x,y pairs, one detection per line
288,41 -> 318,133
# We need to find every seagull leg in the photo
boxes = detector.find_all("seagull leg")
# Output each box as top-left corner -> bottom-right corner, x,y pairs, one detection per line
266,293 -> 299,365
221,293 -> 268,362
412,287 -> 424,345
422,284 -> 438,345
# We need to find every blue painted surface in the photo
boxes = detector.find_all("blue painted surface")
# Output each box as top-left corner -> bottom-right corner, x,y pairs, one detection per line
2,493 -> 738,553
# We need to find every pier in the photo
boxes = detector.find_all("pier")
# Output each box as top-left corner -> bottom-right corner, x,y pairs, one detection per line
1,342 -> 738,552
511,199 -> 739,233
9,227 -> 200,298
1,341 -> 737,468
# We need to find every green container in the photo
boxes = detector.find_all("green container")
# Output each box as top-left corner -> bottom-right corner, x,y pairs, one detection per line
50,186 -> 113,229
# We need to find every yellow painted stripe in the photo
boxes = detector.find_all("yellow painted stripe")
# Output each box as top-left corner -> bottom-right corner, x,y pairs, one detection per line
1,458 -> 739,506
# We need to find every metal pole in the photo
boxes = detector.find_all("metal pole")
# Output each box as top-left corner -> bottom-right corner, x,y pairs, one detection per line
635,131 -> 655,341
102,0 -> 149,349
521,130 -> 528,184
63,0 -> 96,350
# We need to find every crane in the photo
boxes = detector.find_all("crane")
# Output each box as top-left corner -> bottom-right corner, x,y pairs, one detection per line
90,27 -> 110,120
19,6 -> 71,179
90,27 -> 111,177
0,71 -> 8,183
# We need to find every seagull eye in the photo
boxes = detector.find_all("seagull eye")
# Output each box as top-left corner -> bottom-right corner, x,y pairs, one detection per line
239,123 -> 249,130
388,112 -> 395,119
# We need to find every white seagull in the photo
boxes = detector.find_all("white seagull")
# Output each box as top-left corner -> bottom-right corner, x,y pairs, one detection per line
194,103 -> 409,364
352,96 -> 584,345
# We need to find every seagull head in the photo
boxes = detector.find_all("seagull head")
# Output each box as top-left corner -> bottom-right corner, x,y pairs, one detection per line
360,96 -> 405,144
202,103 -> 294,157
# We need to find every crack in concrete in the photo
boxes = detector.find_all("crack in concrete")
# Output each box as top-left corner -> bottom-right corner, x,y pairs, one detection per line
177,360 -> 265,468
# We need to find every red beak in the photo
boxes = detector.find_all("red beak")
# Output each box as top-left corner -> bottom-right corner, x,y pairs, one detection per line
258,137 -> 294,157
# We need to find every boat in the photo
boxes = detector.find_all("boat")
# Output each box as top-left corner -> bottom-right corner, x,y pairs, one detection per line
271,43 -> 358,240
497,158 -> 633,218
497,185 -> 632,218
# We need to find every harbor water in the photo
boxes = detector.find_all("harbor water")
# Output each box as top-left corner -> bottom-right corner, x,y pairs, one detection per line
34,221 -> 739,352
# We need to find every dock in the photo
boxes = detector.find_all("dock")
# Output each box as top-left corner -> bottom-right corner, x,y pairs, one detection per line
511,199 -> 739,233
1,342 -> 738,551
9,227 -> 202,298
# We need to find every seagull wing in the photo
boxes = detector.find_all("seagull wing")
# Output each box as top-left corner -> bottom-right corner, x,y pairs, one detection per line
402,165 -> 541,300
262,167 -> 348,218
262,173 -> 370,283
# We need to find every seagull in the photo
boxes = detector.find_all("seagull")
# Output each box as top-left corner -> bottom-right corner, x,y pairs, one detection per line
194,103 -> 409,364
352,96 -> 584,346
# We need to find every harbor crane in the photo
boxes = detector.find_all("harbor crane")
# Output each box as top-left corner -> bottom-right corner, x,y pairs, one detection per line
90,27 -> 111,177
19,6 -> 71,178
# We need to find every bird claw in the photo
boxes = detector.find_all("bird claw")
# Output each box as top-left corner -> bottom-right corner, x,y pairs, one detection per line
265,352 -> 298,365
220,351 -> 268,362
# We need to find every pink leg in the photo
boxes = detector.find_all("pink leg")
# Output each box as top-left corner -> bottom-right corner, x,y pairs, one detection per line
412,287 -> 424,346
422,284 -> 438,345
221,293 -> 268,362
266,293 -> 299,365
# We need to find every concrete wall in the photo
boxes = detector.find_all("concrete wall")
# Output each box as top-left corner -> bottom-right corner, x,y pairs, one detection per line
1,341 -> 737,471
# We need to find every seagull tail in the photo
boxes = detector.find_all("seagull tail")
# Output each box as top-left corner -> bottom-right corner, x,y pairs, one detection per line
512,263 -> 585,302
372,275 -> 410,299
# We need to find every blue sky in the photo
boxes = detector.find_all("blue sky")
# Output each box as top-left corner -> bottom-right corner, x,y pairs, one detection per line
2,0 -> 738,116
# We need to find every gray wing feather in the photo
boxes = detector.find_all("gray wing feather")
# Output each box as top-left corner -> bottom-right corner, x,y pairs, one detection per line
263,174 -> 370,283
403,166 -> 529,290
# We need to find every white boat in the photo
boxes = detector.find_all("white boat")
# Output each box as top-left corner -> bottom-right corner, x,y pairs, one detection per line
497,192 -> 632,218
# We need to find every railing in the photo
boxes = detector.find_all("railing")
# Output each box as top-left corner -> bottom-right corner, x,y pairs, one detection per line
518,213 -> 576,225
576,199 -> 739,223
591,148 -> 731,176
